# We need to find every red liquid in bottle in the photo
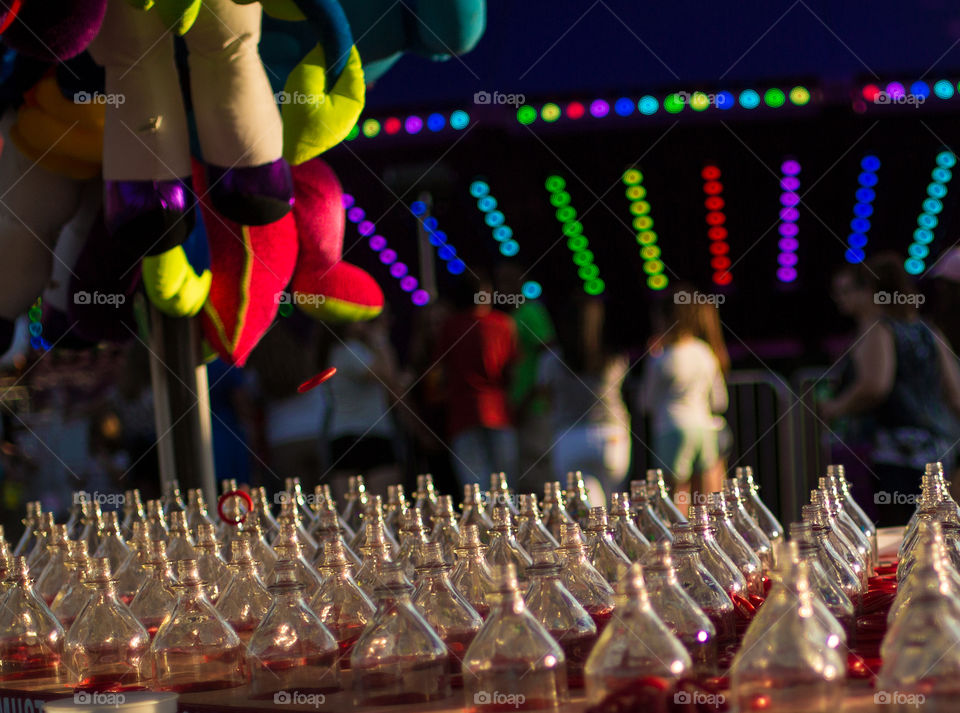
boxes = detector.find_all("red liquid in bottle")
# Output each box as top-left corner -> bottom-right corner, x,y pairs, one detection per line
443,630 -> 477,688
154,647 -> 247,692
0,644 -> 61,681
248,653 -> 341,697
73,644 -> 149,692
76,673 -> 150,693
352,658 -> 449,706
554,630 -> 597,688
334,621 -> 367,669
586,605 -> 614,633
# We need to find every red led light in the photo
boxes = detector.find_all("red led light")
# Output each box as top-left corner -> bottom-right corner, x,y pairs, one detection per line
705,196 -> 725,211
711,256 -> 731,270
384,117 -> 402,134
862,84 -> 880,102
708,226 -> 728,241
704,181 -> 723,195
567,102 -> 585,119
710,241 -> 729,255
713,270 -> 733,285
706,211 -> 726,226
702,166 -> 721,181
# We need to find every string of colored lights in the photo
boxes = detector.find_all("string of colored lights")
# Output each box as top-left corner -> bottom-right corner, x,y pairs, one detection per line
28,298 -> 48,351
905,150 -> 956,275
518,86 -> 811,125
845,156 -> 880,264
345,110 -> 471,141
622,169 -> 668,290
469,180 -> 520,257
777,160 -> 801,283
410,201 -> 468,280
341,193 -> 430,306
544,175 -> 605,295
702,165 -> 731,286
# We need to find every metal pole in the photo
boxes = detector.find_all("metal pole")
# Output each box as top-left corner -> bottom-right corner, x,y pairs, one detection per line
147,306 -> 217,506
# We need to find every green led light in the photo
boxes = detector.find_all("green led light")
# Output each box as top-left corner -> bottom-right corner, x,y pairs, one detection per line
690,92 -> 710,111
584,278 -> 605,295
562,221 -> 583,237
346,124 -> 360,140
633,215 -> 654,231
643,259 -> 665,275
640,245 -> 661,260
664,93 -> 685,113
362,119 -> 381,137
629,200 -> 651,216
550,191 -> 571,208
625,185 -> 647,200
545,175 -> 566,192
517,105 -> 537,125
541,103 -> 561,122
573,250 -> 594,266
647,274 -> 669,290
578,264 -> 600,280
567,235 -> 588,251
556,206 -> 577,222
623,169 -> 642,186
789,86 -> 810,106
764,88 -> 786,108
637,231 -> 658,245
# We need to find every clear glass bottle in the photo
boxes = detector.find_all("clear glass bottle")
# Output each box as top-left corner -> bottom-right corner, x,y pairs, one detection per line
489,472 -> 519,515
270,520 -> 323,599
723,478 -> 774,569
309,485 -> 354,541
731,544 -> 845,713
736,466 -> 784,542
803,502 -> 867,589
130,541 -> 178,638
164,510 -> 196,562
79,500 -> 104,558
64,557 -> 150,691
583,507 -> 631,582
790,521 -> 857,637
14,501 -> 42,556
355,533 -> 396,598
396,507 -> 431,581
485,506 -> 533,583
351,495 -> 400,557
669,533 -> 736,651
247,560 -> 341,699
462,563 -> 568,711
245,521 -> 278,582
451,525 -> 495,619
216,538 -> 272,645
414,473 -> 440,517
413,541 -> 483,687
801,505 -> 864,614
145,499 -> 168,544
646,468 -> 688,525
556,524 -> 616,632
115,522 -> 151,605
816,485 -> 872,572
149,559 -> 247,692
523,543 -> 597,689
707,492 -> 764,596
459,483 -> 494,544
284,477 -> 313,524
887,524 -> 960,630
351,560 -> 451,705
161,480 -> 187,519
825,465 -> 874,545
901,485 -> 940,565
342,475 -> 369,535
186,488 -> 217,537
26,511 -> 54,575
310,539 -> 376,667
565,471 -> 592,525
194,523 -> 233,604
51,540 -> 92,629
684,510 -> 749,602
584,562 -> 691,705
121,489 -> 146,539
608,493 -> 650,562
384,484 -> 409,537
95,511 -> 131,574
273,500 -> 318,561
516,493 -> 559,554
35,524 -> 70,606
642,542 -> 717,676
542,481 -> 575,543
629,481 -> 673,543
0,556 -> 64,684
430,495 -> 462,565
310,496 -> 359,557
215,482 -> 242,542
66,496 -> 85,541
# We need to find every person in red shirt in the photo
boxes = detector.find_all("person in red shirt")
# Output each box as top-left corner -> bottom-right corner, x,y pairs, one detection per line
434,273 -> 519,486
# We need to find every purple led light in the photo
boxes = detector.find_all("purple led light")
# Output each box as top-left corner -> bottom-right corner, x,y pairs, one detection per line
380,249 -> 397,265
780,176 -> 800,191
779,237 -> 799,252
886,82 -> 905,98
777,266 -> 797,282
778,252 -> 799,267
400,276 -> 418,292
342,193 -> 355,209
590,99 -> 610,118
358,220 -> 375,236
390,262 -> 408,278
347,207 -> 365,223
412,289 -> 430,306
368,235 -> 387,251
405,116 -> 423,134
781,160 -> 801,176
778,222 -> 799,237
780,192 -> 800,207
779,207 -> 799,222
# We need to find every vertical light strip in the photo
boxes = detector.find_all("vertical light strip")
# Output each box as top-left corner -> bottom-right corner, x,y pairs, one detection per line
702,165 -> 731,285
905,150 -> 956,275
545,175 -> 605,295
622,168 -> 667,290
845,156 -> 879,264
777,160 -> 801,283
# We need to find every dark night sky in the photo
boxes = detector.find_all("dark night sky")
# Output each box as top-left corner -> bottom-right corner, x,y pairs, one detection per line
366,0 -> 960,109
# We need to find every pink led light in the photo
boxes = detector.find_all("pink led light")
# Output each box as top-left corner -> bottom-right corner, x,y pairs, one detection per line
390,262 -> 408,278
380,249 -> 397,265
369,235 -> 387,251
412,289 -> 430,305
358,220 -> 375,236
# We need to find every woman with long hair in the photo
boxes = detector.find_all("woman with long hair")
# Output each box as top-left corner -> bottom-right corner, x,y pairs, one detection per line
640,287 -> 729,504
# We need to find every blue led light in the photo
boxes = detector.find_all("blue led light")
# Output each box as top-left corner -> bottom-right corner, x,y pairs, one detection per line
905,258 -> 925,275
470,181 -> 490,198
485,211 -> 505,227
923,198 -> 943,214
856,187 -> 876,203
424,217 -> 438,231
716,91 -> 736,110
438,244 -> 456,261
447,259 -> 466,274
848,233 -> 868,249
493,225 -> 513,242
853,203 -> 874,218
933,167 -> 952,183
919,213 -> 939,229
499,240 -> 520,256
909,243 -> 930,259
937,151 -> 957,168
928,182 -> 948,198
614,97 -> 634,116
410,201 -> 427,216
861,156 -> 881,172
851,217 -> 871,233
858,172 -> 879,187
910,81 -> 930,99
845,248 -> 865,263
427,113 -> 446,131
914,228 -> 934,244
477,196 -> 497,212
521,281 -> 542,299
432,230 -> 448,244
